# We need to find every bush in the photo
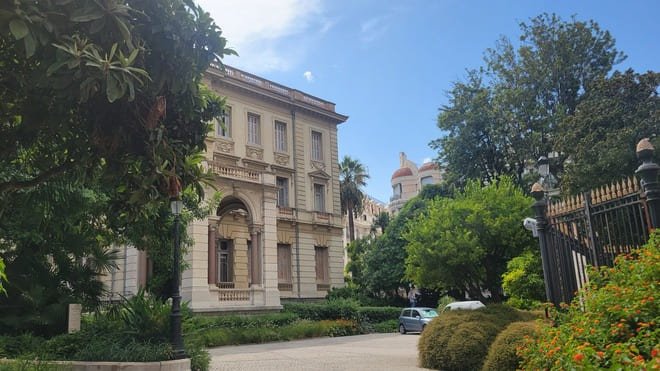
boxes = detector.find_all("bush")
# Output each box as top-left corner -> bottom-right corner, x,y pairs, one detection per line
436,295 -> 455,310
356,306 -> 401,323
418,304 -> 538,370
282,299 -> 360,321
0,333 -> 46,358
505,296 -> 542,310
519,231 -> 660,370
372,319 -> 398,333
483,321 -> 537,371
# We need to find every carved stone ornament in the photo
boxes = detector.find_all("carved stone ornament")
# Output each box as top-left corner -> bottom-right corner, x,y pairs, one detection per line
311,160 -> 326,171
246,145 -> 264,160
275,153 -> 290,166
215,139 -> 234,154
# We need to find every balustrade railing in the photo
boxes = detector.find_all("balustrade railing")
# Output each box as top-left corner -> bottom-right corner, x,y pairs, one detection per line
209,162 -> 261,183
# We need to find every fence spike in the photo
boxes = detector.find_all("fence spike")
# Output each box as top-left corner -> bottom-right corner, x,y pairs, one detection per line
617,180 -> 625,197
633,176 -> 640,191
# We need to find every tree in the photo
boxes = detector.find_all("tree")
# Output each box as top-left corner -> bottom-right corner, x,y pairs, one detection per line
431,13 -> 625,188
404,178 -> 535,301
361,196 -> 431,298
501,250 -> 546,307
0,0 -> 234,215
0,0 -> 233,334
370,211 -> 390,235
557,70 -> 659,193
339,156 -> 369,242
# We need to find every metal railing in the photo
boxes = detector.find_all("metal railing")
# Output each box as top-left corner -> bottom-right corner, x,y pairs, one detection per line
532,139 -> 659,306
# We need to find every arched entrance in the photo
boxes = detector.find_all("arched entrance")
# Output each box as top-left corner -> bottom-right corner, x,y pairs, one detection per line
208,196 -> 262,300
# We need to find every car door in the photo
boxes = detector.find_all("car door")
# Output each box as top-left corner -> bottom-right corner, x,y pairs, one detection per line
402,309 -> 412,329
410,309 -> 421,332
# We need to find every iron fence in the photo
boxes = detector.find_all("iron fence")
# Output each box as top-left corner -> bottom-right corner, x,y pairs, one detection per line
532,139 -> 659,307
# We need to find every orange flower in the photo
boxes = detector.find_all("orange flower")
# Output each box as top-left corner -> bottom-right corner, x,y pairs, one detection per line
597,351 -> 605,358
574,353 -> 585,362
652,349 -> 658,357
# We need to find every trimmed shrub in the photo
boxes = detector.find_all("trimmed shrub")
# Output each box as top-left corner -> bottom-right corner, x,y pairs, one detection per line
356,306 -> 401,323
418,304 -> 538,370
483,321 -> 537,371
184,312 -> 299,333
0,333 -> 46,358
282,299 -> 360,321
519,231 -> 660,370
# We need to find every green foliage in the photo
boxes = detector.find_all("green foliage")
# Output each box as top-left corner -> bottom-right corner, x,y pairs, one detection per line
482,321 -> 537,371
0,0 -> 232,335
283,299 -> 360,321
0,256 -> 6,295
184,312 -> 300,332
361,195 -> 433,299
0,333 -> 46,358
418,305 -> 538,370
191,319 -> 358,347
372,320 -> 399,333
519,231 -> 660,370
431,13 -> 626,189
0,359 -> 70,371
437,295 -> 456,310
557,70 -> 659,193
356,306 -> 401,323
502,250 -> 546,306
405,178 -> 535,301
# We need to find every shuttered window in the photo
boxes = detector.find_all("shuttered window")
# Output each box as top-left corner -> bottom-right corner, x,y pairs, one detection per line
277,244 -> 292,289
247,112 -> 261,145
311,130 -> 323,161
275,121 -> 287,152
314,246 -> 329,283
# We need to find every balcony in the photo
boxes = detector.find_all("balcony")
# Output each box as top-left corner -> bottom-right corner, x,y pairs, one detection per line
209,162 -> 261,184
313,211 -> 333,225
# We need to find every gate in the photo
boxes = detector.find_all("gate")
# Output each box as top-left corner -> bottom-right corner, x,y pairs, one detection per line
532,139 -> 660,306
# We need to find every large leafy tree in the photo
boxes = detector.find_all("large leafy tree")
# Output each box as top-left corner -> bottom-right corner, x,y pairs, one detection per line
0,0 -> 233,334
404,178 -> 535,301
557,70 -> 659,193
358,183 -> 453,299
431,13 -> 625,188
339,156 -> 369,242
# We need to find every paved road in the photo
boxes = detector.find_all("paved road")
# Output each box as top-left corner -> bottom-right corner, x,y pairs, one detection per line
208,333 -> 430,370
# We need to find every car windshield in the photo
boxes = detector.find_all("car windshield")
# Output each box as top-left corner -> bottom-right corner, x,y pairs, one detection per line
419,309 -> 438,318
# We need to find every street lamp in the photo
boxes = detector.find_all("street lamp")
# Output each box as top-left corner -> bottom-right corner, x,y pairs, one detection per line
170,196 -> 186,359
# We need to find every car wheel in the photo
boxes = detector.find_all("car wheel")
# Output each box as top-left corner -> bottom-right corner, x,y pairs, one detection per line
399,324 -> 406,335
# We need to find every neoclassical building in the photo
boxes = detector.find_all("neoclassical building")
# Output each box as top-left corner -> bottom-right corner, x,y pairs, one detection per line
388,152 -> 442,214
102,65 -> 348,312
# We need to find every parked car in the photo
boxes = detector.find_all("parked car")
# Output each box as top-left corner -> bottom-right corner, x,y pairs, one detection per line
442,300 -> 486,312
398,307 -> 438,334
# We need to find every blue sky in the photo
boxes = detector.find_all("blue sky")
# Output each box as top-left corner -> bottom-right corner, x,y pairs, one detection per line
197,0 -> 659,203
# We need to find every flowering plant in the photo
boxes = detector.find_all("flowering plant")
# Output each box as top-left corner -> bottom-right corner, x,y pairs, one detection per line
519,231 -> 659,369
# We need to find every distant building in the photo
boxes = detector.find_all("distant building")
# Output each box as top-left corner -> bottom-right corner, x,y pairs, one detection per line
102,64 -> 348,312
388,152 -> 442,214
342,194 -> 386,271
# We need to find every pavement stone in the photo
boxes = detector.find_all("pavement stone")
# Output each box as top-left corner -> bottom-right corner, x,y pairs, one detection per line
208,333 -> 430,370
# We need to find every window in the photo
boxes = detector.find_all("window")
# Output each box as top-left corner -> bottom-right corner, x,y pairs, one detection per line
277,244 -> 292,290
421,176 -> 434,186
313,184 -> 325,212
314,246 -> 329,283
311,130 -> 323,161
217,240 -> 233,286
393,183 -> 402,197
276,177 -> 289,207
247,112 -> 261,145
217,106 -> 232,137
274,121 -> 287,152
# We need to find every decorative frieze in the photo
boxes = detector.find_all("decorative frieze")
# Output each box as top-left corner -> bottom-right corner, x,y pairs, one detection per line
246,145 -> 264,160
274,152 -> 290,166
311,160 -> 325,171
215,138 -> 234,154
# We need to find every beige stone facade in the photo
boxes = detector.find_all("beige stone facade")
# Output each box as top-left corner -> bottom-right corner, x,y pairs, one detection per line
388,152 -> 442,214
102,65 -> 347,312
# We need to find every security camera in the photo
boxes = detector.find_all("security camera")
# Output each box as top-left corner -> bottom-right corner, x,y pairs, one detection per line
523,217 -> 538,237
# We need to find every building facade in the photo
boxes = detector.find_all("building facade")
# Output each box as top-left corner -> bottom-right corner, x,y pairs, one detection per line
102,65 -> 348,312
388,152 -> 442,214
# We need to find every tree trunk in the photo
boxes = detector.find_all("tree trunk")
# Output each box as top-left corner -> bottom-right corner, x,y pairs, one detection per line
348,206 -> 355,242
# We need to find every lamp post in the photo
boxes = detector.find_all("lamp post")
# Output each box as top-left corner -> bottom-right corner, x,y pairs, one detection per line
170,196 -> 186,359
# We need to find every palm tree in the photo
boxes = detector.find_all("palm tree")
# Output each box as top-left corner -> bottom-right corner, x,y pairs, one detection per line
339,156 -> 369,242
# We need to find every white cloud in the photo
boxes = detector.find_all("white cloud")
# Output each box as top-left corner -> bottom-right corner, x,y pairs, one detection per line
303,71 -> 314,82
196,0 -> 327,73
360,15 -> 390,43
